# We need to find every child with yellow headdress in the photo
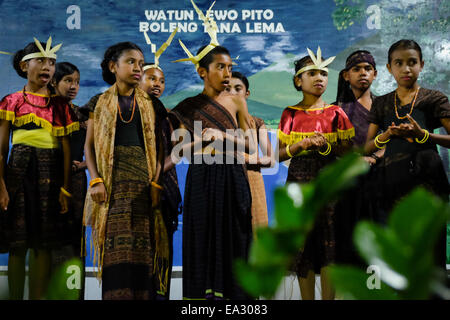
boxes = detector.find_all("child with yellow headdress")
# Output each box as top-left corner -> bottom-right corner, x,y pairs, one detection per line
0,37 -> 79,300
277,47 -> 354,300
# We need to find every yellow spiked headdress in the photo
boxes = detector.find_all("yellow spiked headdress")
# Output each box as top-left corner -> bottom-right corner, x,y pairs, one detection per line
173,0 -> 220,70
294,47 -> 335,77
142,28 -> 178,72
21,36 -> 62,61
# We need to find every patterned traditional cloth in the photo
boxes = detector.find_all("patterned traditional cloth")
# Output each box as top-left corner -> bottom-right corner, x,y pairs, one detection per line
101,146 -> 160,300
278,104 -> 354,277
170,94 -> 252,300
3,145 -> 63,250
368,87 -> 450,268
247,171 -> 268,231
82,85 -> 169,298
344,50 -> 376,71
246,117 -> 268,233
154,100 -> 182,300
0,91 -> 79,136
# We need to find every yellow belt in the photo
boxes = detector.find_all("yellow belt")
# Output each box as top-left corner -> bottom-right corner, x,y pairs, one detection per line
12,128 -> 59,149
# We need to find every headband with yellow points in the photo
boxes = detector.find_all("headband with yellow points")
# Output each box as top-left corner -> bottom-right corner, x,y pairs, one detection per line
21,36 -> 62,62
173,0 -> 220,70
143,28 -> 178,72
294,47 -> 335,77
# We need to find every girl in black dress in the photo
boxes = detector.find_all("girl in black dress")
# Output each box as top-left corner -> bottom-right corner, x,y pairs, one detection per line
365,39 -> 450,268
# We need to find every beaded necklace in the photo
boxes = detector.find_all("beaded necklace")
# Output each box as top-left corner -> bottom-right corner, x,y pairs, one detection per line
22,86 -> 50,108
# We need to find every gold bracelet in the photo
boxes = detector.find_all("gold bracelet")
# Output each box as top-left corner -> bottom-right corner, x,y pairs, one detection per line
89,177 -> 104,188
373,138 -> 385,149
415,129 -> 429,144
285,145 -> 294,158
151,181 -> 164,191
318,142 -> 331,156
60,187 -> 72,198
374,134 -> 390,149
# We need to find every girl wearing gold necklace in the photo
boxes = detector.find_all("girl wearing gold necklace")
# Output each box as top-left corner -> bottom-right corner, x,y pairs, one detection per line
365,39 -> 450,270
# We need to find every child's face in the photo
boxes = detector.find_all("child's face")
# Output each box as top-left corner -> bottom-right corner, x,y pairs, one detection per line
343,62 -> 377,92
225,78 -> 249,99
55,71 -> 80,101
140,68 -> 165,98
198,53 -> 233,93
295,64 -> 328,96
110,49 -> 144,88
21,57 -> 56,89
387,48 -> 424,88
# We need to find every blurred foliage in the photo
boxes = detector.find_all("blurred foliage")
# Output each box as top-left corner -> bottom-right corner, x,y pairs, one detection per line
331,188 -> 449,299
234,153 -> 450,299
234,152 -> 370,298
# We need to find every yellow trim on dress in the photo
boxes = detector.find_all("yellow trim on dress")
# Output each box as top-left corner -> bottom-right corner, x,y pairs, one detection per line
287,104 -> 335,112
14,91 -> 58,98
0,109 -> 79,136
277,127 -> 355,145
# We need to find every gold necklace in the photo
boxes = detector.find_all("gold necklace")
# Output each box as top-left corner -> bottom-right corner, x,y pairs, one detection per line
302,103 -> 327,115
22,86 -> 50,108
117,92 -> 136,124
394,87 -> 419,120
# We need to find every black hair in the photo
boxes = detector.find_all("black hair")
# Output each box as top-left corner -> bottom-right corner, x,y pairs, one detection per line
292,55 -> 313,91
54,62 -> 80,84
100,42 -> 143,85
336,50 -> 374,104
388,39 -> 423,64
231,71 -> 249,91
197,45 -> 230,71
13,41 -> 49,79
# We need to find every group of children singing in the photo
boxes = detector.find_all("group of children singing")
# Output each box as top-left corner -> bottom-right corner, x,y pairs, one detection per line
0,12 -> 449,301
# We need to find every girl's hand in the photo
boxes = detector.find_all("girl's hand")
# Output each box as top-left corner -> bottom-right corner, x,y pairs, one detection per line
388,122 -> 413,137
299,137 -> 313,151
308,132 -> 328,150
406,114 -> 427,140
0,180 -> 9,211
90,182 -> 107,203
59,190 -> 70,214
363,156 -> 377,166
151,184 -> 161,209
